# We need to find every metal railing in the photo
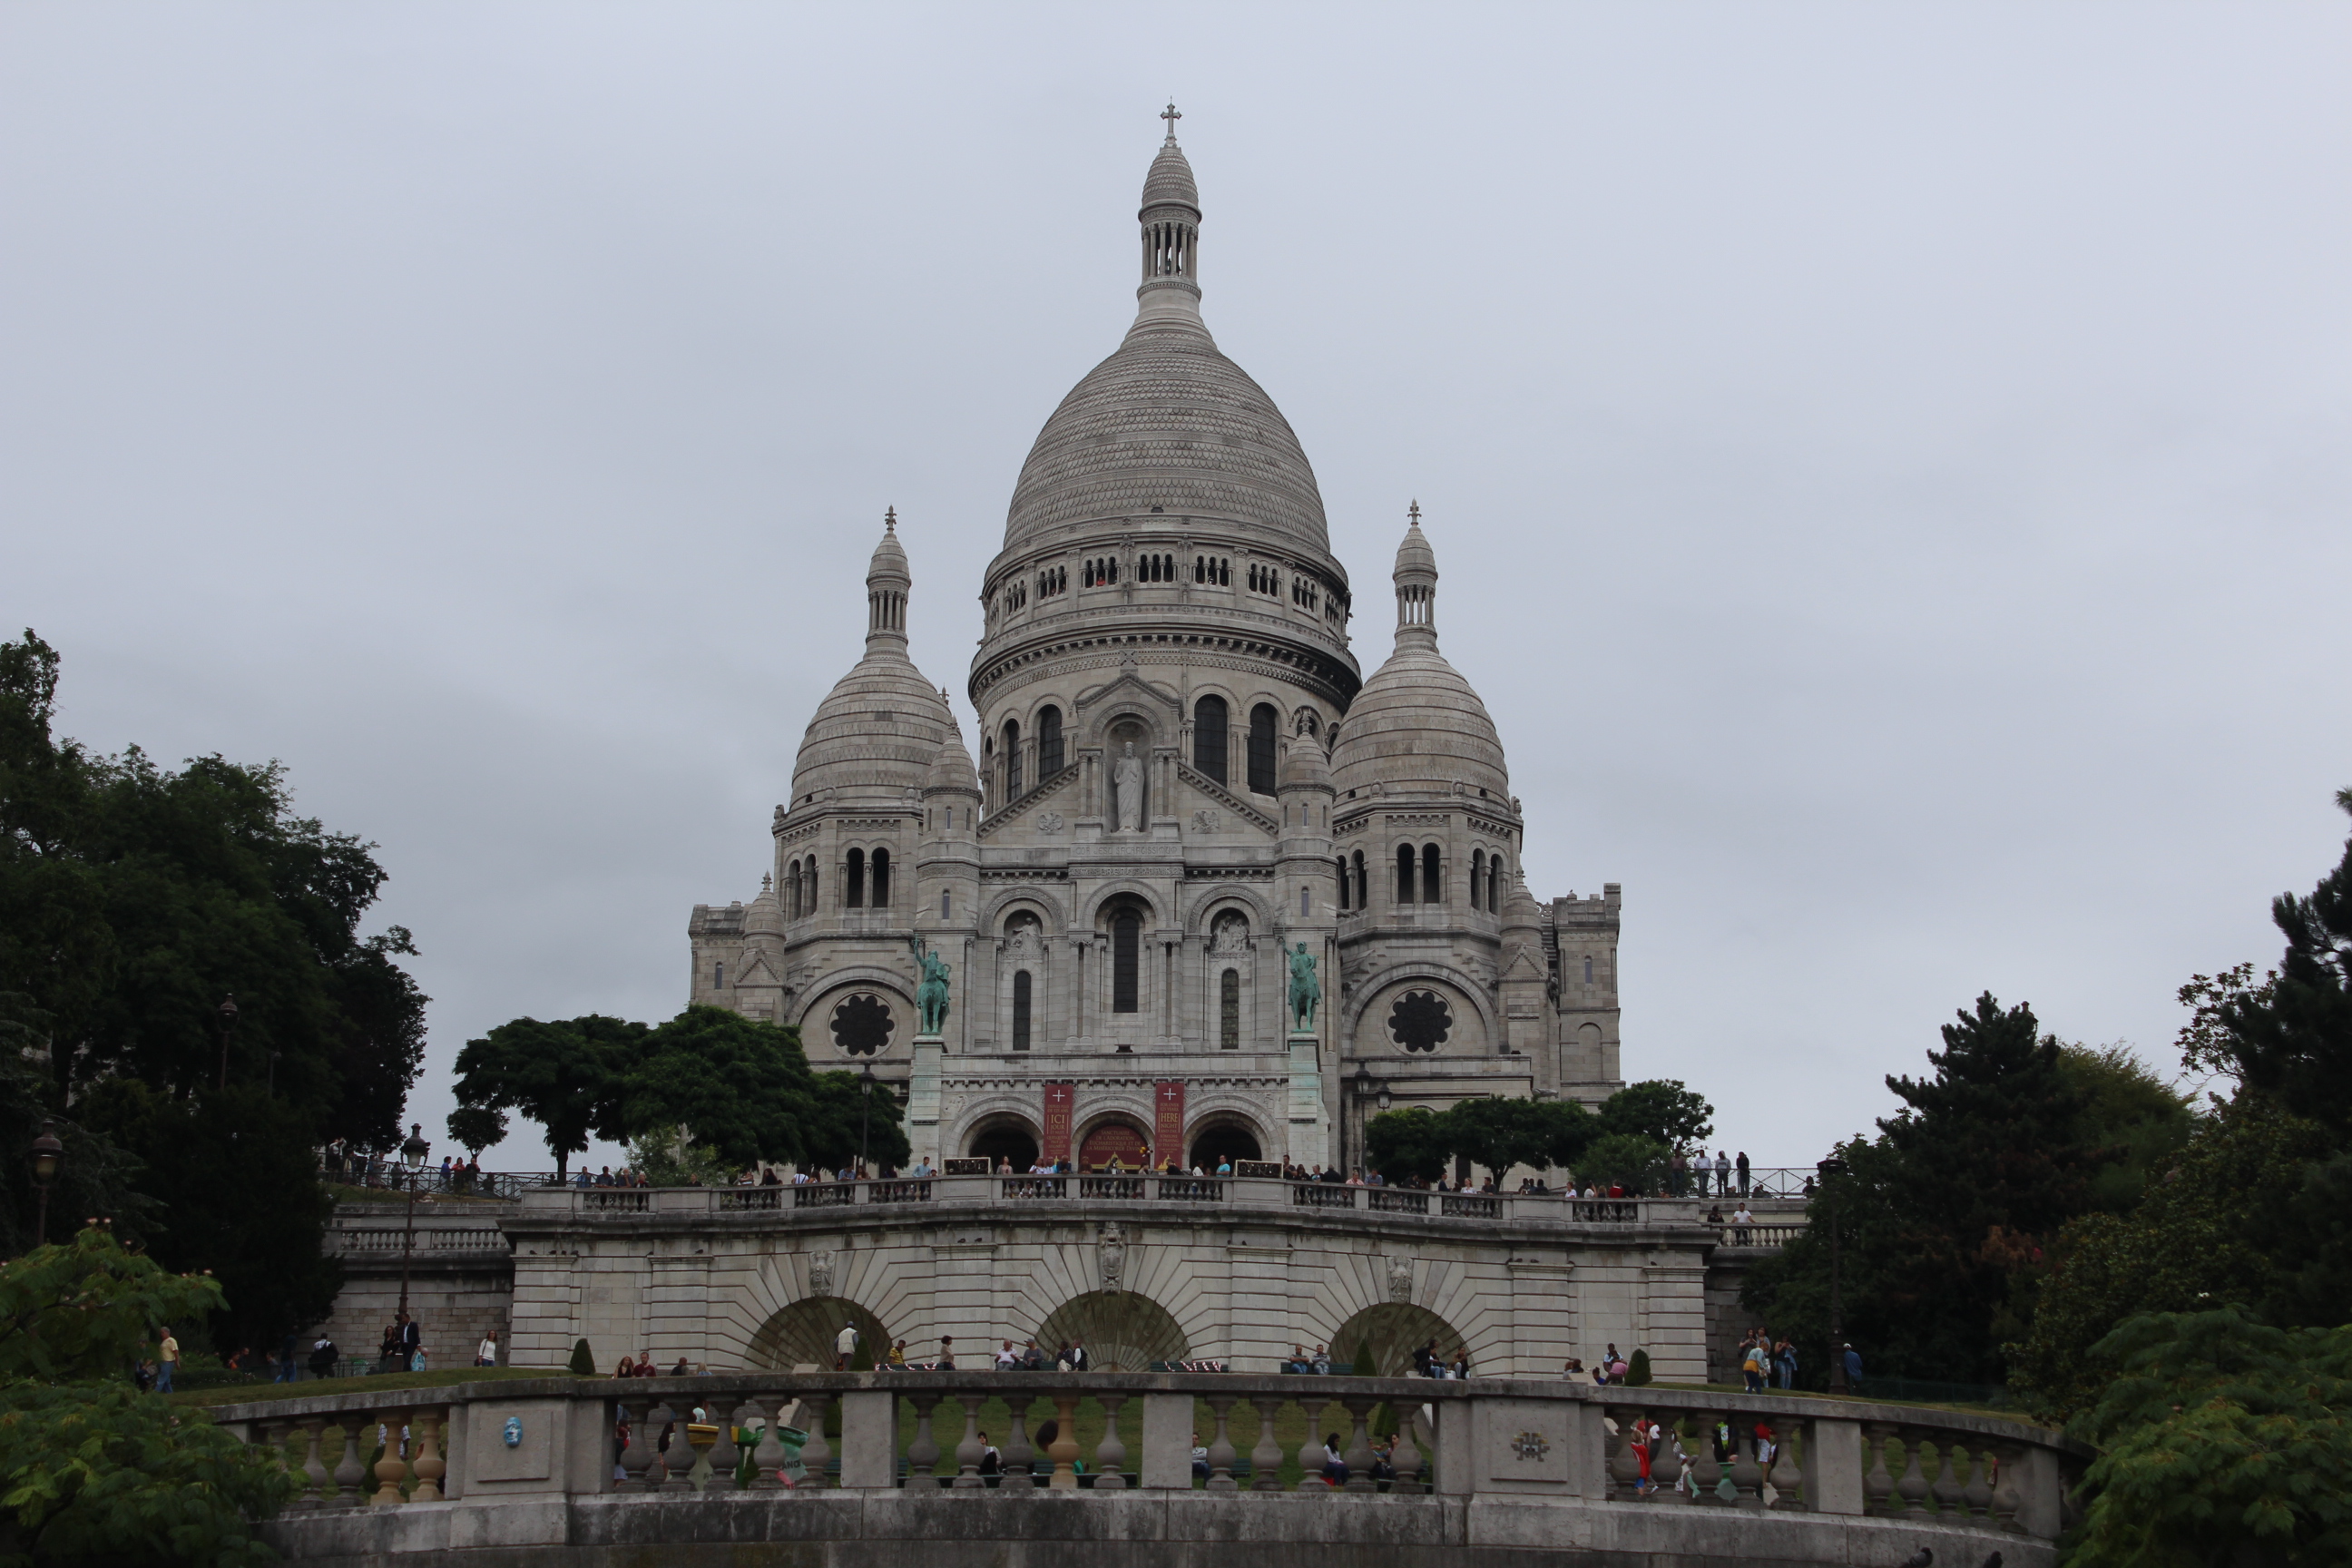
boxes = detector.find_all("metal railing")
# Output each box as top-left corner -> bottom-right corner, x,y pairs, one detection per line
209,1369 -> 2080,1547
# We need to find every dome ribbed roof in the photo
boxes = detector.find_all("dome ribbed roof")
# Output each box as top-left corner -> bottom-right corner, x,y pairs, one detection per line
790,652 -> 954,801
1141,141 -> 1199,212
1329,642 -> 1509,801
1002,318 -> 1331,554
924,708 -> 980,795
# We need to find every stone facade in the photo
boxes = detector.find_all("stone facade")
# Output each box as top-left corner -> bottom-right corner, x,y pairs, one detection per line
315,1205 -> 516,1369
686,120 -> 1624,1180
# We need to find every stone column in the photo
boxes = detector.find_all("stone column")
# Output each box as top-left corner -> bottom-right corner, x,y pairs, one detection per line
1139,1392 -> 1191,1490
838,1390 -> 897,1490
369,1409 -> 409,1505
1093,1394 -> 1129,1488
1804,1416 -> 1864,1514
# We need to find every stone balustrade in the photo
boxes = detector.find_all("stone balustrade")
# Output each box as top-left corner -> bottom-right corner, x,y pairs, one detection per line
520,1176 -> 1679,1227
212,1371 -> 2079,1566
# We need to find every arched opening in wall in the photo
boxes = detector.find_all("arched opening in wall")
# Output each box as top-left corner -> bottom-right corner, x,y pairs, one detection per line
1012,969 -> 1033,1052
1470,849 -> 1485,906
1002,719 -> 1022,798
1111,907 -> 1142,1013
845,848 -> 866,908
1077,1115 -> 1150,1171
747,1297 -> 893,1373
1247,704 -> 1278,795
1421,844 -> 1442,905
870,848 -> 891,907
1325,1302 -> 1470,1377
1487,858 -> 1500,914
965,1115 -> 1041,1171
1336,856 -> 1350,910
1186,1119 -> 1261,1171
1352,851 -> 1367,910
1396,845 -> 1416,905
804,863 -> 818,912
981,737 -> 994,811
1219,968 -> 1240,1050
1031,1291 -> 1188,1373
787,859 -> 802,919
1037,706 -> 1064,777
1192,695 -> 1229,784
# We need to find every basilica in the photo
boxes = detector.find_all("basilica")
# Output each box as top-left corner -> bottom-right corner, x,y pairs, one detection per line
687,117 -> 1623,1178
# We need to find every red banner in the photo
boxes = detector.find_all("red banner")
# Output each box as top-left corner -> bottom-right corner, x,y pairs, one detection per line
1152,1081 -> 1185,1170
1042,1082 -> 1075,1164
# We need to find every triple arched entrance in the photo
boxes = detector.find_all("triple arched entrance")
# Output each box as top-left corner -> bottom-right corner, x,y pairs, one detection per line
959,1114 -> 1267,1172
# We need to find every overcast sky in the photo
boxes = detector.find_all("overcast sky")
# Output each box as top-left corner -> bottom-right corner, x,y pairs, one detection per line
6,3 -> 2347,1172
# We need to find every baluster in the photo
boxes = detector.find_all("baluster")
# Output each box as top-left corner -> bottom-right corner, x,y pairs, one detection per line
370,1409 -> 410,1506
1202,1395 -> 1238,1492
1248,1396 -> 1285,1493
261,1420 -> 294,1495
1930,1437 -> 1963,1516
1001,1396 -> 1036,1490
1711,1414 -> 1741,1504
708,1402 -> 745,1489
1765,1423 -> 1803,1510
1687,1416 -> 1724,1506
904,1392 -> 944,1490
410,1407 -> 446,1503
1861,1423 -> 1898,1515
1093,1393 -> 1128,1489
1389,1413 -> 1424,1495
1297,1409 -> 1328,1493
740,1398 -> 780,1490
1728,1420 -> 1765,1511
1341,1399 -> 1376,1494
1991,1442 -> 2028,1534
295,1417 -> 330,1510
1962,1444 -> 1994,1520
1895,1427 -> 1931,1517
1650,1417 -> 1684,1501
332,1418 -> 368,1505
795,1393 -> 832,1491
619,1403 -> 657,1492
955,1393 -> 988,1488
650,1402 -> 690,1493
1047,1395 -> 1082,1490
1602,1407 -> 1637,1499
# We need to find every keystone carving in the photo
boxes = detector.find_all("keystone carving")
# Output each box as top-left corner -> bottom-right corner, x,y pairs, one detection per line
808,1249 -> 836,1298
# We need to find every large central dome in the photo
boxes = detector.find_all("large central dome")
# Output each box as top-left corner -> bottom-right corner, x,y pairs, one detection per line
998,129 -> 1331,557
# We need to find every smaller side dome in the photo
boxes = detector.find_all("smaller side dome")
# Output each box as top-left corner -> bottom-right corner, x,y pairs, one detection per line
742,874 -> 784,938
1140,103 -> 1200,213
1278,733 -> 1331,792
925,701 -> 981,797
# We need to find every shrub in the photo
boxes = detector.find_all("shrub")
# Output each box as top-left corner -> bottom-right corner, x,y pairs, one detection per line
568,1338 -> 595,1376
1625,1348 -> 1652,1386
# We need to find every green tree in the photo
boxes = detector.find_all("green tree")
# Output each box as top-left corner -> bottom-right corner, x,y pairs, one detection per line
1443,1096 -> 1554,1185
1534,1098 -> 1597,1171
2183,788 -> 2352,1135
451,1014 -> 640,1181
0,1225 -> 224,1383
1365,1107 -> 1450,1182
1742,993 -> 2106,1387
800,1068 -> 911,1174
0,1014 -> 157,1255
75,1082 -> 341,1357
1596,1080 -> 1714,1149
1579,1132 -> 1670,1191
2054,1042 -> 2195,1215
445,1103 -> 507,1161
615,1007 -> 819,1170
2067,1307 -> 2352,1567
623,1124 -> 731,1187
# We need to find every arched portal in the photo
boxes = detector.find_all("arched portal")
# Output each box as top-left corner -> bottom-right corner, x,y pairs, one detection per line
1032,1290 -> 1189,1372
747,1298 -> 892,1372
1186,1121 -> 1261,1171
1078,1115 -> 1150,1171
1326,1302 -> 1470,1377
965,1115 -> 1040,1171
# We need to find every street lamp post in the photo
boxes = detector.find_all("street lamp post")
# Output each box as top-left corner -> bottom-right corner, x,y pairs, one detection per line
397,1123 -> 430,1323
214,995 -> 240,1091
1818,1155 -> 1849,1394
30,1118 -> 64,1248
858,1064 -> 875,1176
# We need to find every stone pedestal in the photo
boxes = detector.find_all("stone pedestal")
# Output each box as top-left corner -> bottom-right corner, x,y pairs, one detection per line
907,1033 -> 943,1166
1287,1029 -> 1326,1170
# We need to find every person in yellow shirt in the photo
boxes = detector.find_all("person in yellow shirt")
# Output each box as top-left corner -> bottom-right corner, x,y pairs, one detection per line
156,1329 -> 180,1393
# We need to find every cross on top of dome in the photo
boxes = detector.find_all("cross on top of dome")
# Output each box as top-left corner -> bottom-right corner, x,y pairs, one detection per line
1161,101 -> 1181,143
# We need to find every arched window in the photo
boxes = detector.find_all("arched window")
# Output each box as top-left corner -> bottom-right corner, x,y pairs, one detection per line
981,736 -> 995,810
845,848 -> 866,908
1193,695 -> 1229,784
1112,910 -> 1142,1014
1337,856 -> 1351,910
1300,887 -> 1310,916
1037,705 -> 1063,777
1220,969 -> 1240,1050
1487,859 -> 1501,914
941,889 -> 951,918
1470,848 -> 1485,906
870,848 -> 890,907
1002,719 -> 1022,799
787,859 -> 801,919
1422,843 -> 1443,905
714,962 -> 724,989
1352,850 -> 1367,910
1247,703 -> 1278,795
1396,844 -> 1416,905
1583,955 -> 1594,985
805,863 -> 818,912
1013,970 -> 1033,1052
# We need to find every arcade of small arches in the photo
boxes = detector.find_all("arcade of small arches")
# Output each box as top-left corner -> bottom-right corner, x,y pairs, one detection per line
1331,844 -> 1505,915
960,1107 -> 1268,1174
978,691 -> 1300,814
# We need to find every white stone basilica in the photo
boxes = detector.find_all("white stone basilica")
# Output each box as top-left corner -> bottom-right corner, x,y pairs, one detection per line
688,118 -> 1623,1178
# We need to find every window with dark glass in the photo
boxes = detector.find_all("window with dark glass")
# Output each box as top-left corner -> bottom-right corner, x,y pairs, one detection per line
1247,703 -> 1277,794
1337,856 -> 1350,910
1353,850 -> 1367,909
1112,911 -> 1141,1013
1193,696 -> 1228,784
1037,705 -> 1063,777
1220,969 -> 1240,1049
1013,970 -> 1032,1051
1396,845 -> 1416,905
1470,849 -> 1485,906
870,848 -> 890,906
1422,844 -> 1442,905
846,848 -> 866,908
1003,719 -> 1022,798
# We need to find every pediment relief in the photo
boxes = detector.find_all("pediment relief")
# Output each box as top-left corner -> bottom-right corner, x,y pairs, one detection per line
1073,670 -> 1180,720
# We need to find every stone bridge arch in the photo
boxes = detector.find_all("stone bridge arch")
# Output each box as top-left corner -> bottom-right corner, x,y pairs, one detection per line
1325,1302 -> 1469,1377
1030,1290 -> 1188,1371
747,1298 -> 892,1372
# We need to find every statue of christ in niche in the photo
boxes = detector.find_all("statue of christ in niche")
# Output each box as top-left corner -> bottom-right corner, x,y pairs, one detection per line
1112,741 -> 1144,833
